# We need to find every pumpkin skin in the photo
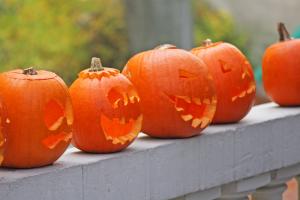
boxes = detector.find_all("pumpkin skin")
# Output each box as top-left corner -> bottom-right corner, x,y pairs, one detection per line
70,57 -> 142,153
0,96 -> 8,165
123,44 -> 217,138
263,23 -> 300,106
191,40 -> 256,123
0,68 -> 73,168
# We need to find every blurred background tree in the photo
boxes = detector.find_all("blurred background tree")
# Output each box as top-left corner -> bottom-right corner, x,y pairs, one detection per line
0,0 -> 248,84
0,0 -> 128,83
193,0 -> 249,56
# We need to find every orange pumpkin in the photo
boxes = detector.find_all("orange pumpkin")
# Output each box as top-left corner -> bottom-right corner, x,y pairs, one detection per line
70,57 -> 142,153
0,96 -> 7,165
263,23 -> 300,106
0,68 -> 73,168
123,44 -> 216,138
191,40 -> 256,123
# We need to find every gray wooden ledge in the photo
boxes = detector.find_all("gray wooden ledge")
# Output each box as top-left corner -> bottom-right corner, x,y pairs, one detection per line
1,103 -> 300,200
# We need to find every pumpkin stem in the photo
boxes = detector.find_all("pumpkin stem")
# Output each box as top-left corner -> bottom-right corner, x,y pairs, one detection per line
23,67 -> 38,75
202,39 -> 213,47
278,22 -> 291,41
154,44 -> 177,50
89,57 -> 104,72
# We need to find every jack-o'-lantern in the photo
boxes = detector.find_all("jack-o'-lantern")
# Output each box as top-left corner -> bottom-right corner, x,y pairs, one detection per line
191,39 -> 256,123
0,96 -> 7,165
263,22 -> 300,106
70,57 -> 142,153
123,44 -> 216,138
0,68 -> 73,168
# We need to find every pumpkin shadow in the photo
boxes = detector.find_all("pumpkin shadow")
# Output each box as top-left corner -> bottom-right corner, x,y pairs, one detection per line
137,133 -> 197,141
273,105 -> 300,108
69,146 -> 137,156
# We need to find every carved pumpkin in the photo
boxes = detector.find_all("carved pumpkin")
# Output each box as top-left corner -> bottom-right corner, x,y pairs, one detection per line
263,23 -> 300,106
191,40 -> 256,123
70,57 -> 142,153
0,96 -> 7,165
0,68 -> 73,168
123,44 -> 216,138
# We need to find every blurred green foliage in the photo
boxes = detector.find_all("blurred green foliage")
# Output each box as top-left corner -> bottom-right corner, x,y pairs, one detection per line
193,0 -> 249,56
0,0 -> 128,83
0,0 -> 249,84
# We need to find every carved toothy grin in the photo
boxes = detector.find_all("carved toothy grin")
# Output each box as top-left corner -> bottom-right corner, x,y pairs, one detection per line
101,86 -> 142,145
231,61 -> 256,102
231,83 -> 256,102
107,87 -> 140,109
101,114 -> 142,145
42,99 -> 73,149
167,95 -> 217,128
42,131 -> 72,149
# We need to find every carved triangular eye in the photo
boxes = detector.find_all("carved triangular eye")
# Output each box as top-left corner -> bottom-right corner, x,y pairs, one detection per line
219,60 -> 232,73
44,100 -> 64,131
107,87 -> 125,108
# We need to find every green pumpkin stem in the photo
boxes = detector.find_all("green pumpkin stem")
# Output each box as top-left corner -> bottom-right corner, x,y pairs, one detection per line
89,57 -> 104,72
278,22 -> 291,42
202,39 -> 213,47
23,67 -> 38,75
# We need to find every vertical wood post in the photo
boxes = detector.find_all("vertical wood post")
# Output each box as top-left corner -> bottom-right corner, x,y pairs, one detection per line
124,0 -> 193,53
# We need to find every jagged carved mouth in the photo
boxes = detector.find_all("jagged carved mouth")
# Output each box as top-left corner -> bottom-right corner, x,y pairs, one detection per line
219,60 -> 256,102
231,82 -> 256,102
42,99 -> 73,149
101,114 -> 142,145
231,61 -> 256,102
167,94 -> 217,128
99,86 -> 142,145
42,131 -> 72,149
